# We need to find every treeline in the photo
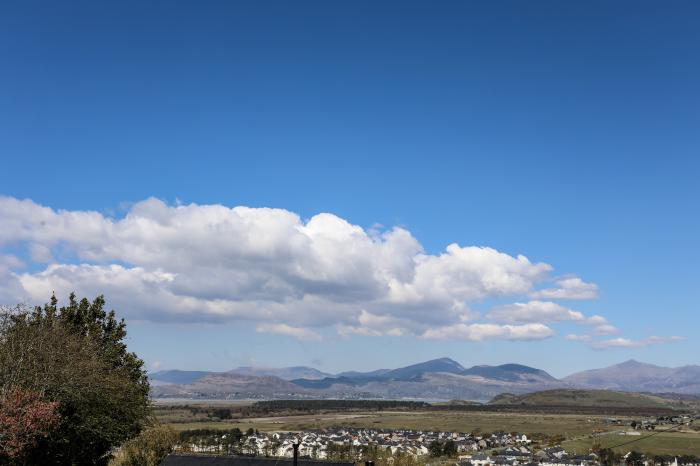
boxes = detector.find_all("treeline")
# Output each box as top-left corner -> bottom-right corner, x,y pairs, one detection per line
429,404 -> 678,416
251,400 -> 429,413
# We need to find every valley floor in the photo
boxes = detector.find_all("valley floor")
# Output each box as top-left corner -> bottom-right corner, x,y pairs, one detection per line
155,402 -> 700,456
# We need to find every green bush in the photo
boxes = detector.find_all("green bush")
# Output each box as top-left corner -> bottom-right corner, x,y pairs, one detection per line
110,426 -> 178,466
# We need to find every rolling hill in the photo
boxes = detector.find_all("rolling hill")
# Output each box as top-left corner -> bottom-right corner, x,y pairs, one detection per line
488,389 -> 674,409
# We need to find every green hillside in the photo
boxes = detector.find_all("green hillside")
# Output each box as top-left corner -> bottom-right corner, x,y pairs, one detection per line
489,389 -> 673,409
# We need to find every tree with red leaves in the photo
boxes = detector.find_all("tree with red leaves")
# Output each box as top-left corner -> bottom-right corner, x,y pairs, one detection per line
0,388 -> 59,463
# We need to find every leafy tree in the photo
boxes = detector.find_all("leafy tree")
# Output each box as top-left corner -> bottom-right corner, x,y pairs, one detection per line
428,440 -> 443,457
0,388 -> 60,463
210,408 -> 232,420
442,439 -> 457,457
0,294 -> 150,465
597,447 -> 621,466
109,426 -> 177,466
627,451 -> 645,466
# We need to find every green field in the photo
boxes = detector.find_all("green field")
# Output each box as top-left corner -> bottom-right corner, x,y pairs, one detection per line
159,409 -> 619,437
563,430 -> 700,457
490,390 -> 679,409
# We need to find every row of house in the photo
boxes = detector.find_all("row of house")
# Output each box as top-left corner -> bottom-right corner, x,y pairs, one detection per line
176,428 -> 531,458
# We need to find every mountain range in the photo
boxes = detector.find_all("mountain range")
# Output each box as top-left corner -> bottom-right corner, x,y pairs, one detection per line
150,358 -> 700,401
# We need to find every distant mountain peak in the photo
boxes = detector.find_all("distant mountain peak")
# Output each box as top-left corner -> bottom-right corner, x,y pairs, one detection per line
619,359 -> 644,366
433,357 -> 463,366
563,360 -> 700,395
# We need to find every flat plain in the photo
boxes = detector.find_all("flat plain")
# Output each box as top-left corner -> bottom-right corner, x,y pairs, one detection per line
157,405 -> 620,436
563,430 -> 700,456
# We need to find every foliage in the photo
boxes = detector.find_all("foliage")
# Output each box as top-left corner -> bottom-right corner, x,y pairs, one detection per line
209,408 -> 233,420
326,443 -> 424,466
442,439 -> 457,456
428,440 -> 443,457
0,294 -> 150,465
428,439 -> 456,457
109,426 -> 178,466
251,400 -> 429,413
177,428 -> 244,455
596,447 -> 622,466
627,450 -> 645,466
0,388 -> 60,463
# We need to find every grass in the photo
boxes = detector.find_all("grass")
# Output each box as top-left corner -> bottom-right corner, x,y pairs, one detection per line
562,430 -> 700,457
159,409 -> 620,437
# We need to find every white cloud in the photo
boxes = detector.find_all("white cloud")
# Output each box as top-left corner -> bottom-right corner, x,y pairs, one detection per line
565,333 -> 592,342
590,336 -> 683,350
530,277 -> 599,300
591,323 -> 619,335
337,310 -> 408,337
256,323 -> 323,342
586,315 -> 608,325
0,196 -> 603,342
486,300 -> 585,324
421,323 -> 554,341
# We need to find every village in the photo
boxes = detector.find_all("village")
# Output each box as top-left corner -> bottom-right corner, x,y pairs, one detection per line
173,421 -> 700,466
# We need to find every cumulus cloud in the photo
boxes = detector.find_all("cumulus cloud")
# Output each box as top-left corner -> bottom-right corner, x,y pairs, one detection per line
256,323 -> 323,342
565,333 -> 592,342
566,332 -> 681,350
589,336 -> 683,350
421,323 -> 554,341
591,323 -> 619,335
337,310 -> 408,337
530,277 -> 599,300
486,300 -> 585,324
0,196 -> 604,342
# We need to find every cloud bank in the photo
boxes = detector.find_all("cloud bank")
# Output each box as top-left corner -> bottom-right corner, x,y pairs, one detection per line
0,196 -> 680,347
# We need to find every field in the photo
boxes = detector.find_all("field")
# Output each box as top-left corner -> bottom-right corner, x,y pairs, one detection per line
154,400 -> 700,456
156,404 -> 621,437
563,430 -> 700,457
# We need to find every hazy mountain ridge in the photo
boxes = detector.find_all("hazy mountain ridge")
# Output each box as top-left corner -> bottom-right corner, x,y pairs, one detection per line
150,358 -> 564,400
151,373 -> 305,398
563,359 -> 700,394
227,366 -> 333,380
149,358 -> 700,400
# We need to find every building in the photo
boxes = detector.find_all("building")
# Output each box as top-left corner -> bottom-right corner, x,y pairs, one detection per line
161,455 -> 355,466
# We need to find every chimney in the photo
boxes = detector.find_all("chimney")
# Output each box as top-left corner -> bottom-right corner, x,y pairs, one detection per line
293,442 -> 299,466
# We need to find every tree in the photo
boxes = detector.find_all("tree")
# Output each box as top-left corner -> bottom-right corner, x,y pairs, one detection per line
627,451 -> 645,466
428,440 -> 443,457
597,447 -> 621,466
442,439 -> 457,457
0,388 -> 60,463
109,426 -> 177,466
0,294 -> 150,465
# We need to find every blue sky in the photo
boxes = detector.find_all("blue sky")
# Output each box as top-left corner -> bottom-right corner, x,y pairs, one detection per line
0,1 -> 698,377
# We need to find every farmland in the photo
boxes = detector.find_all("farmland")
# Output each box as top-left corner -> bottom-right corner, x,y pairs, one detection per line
563,430 -> 700,457
153,398 -> 700,456
156,403 -> 625,436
